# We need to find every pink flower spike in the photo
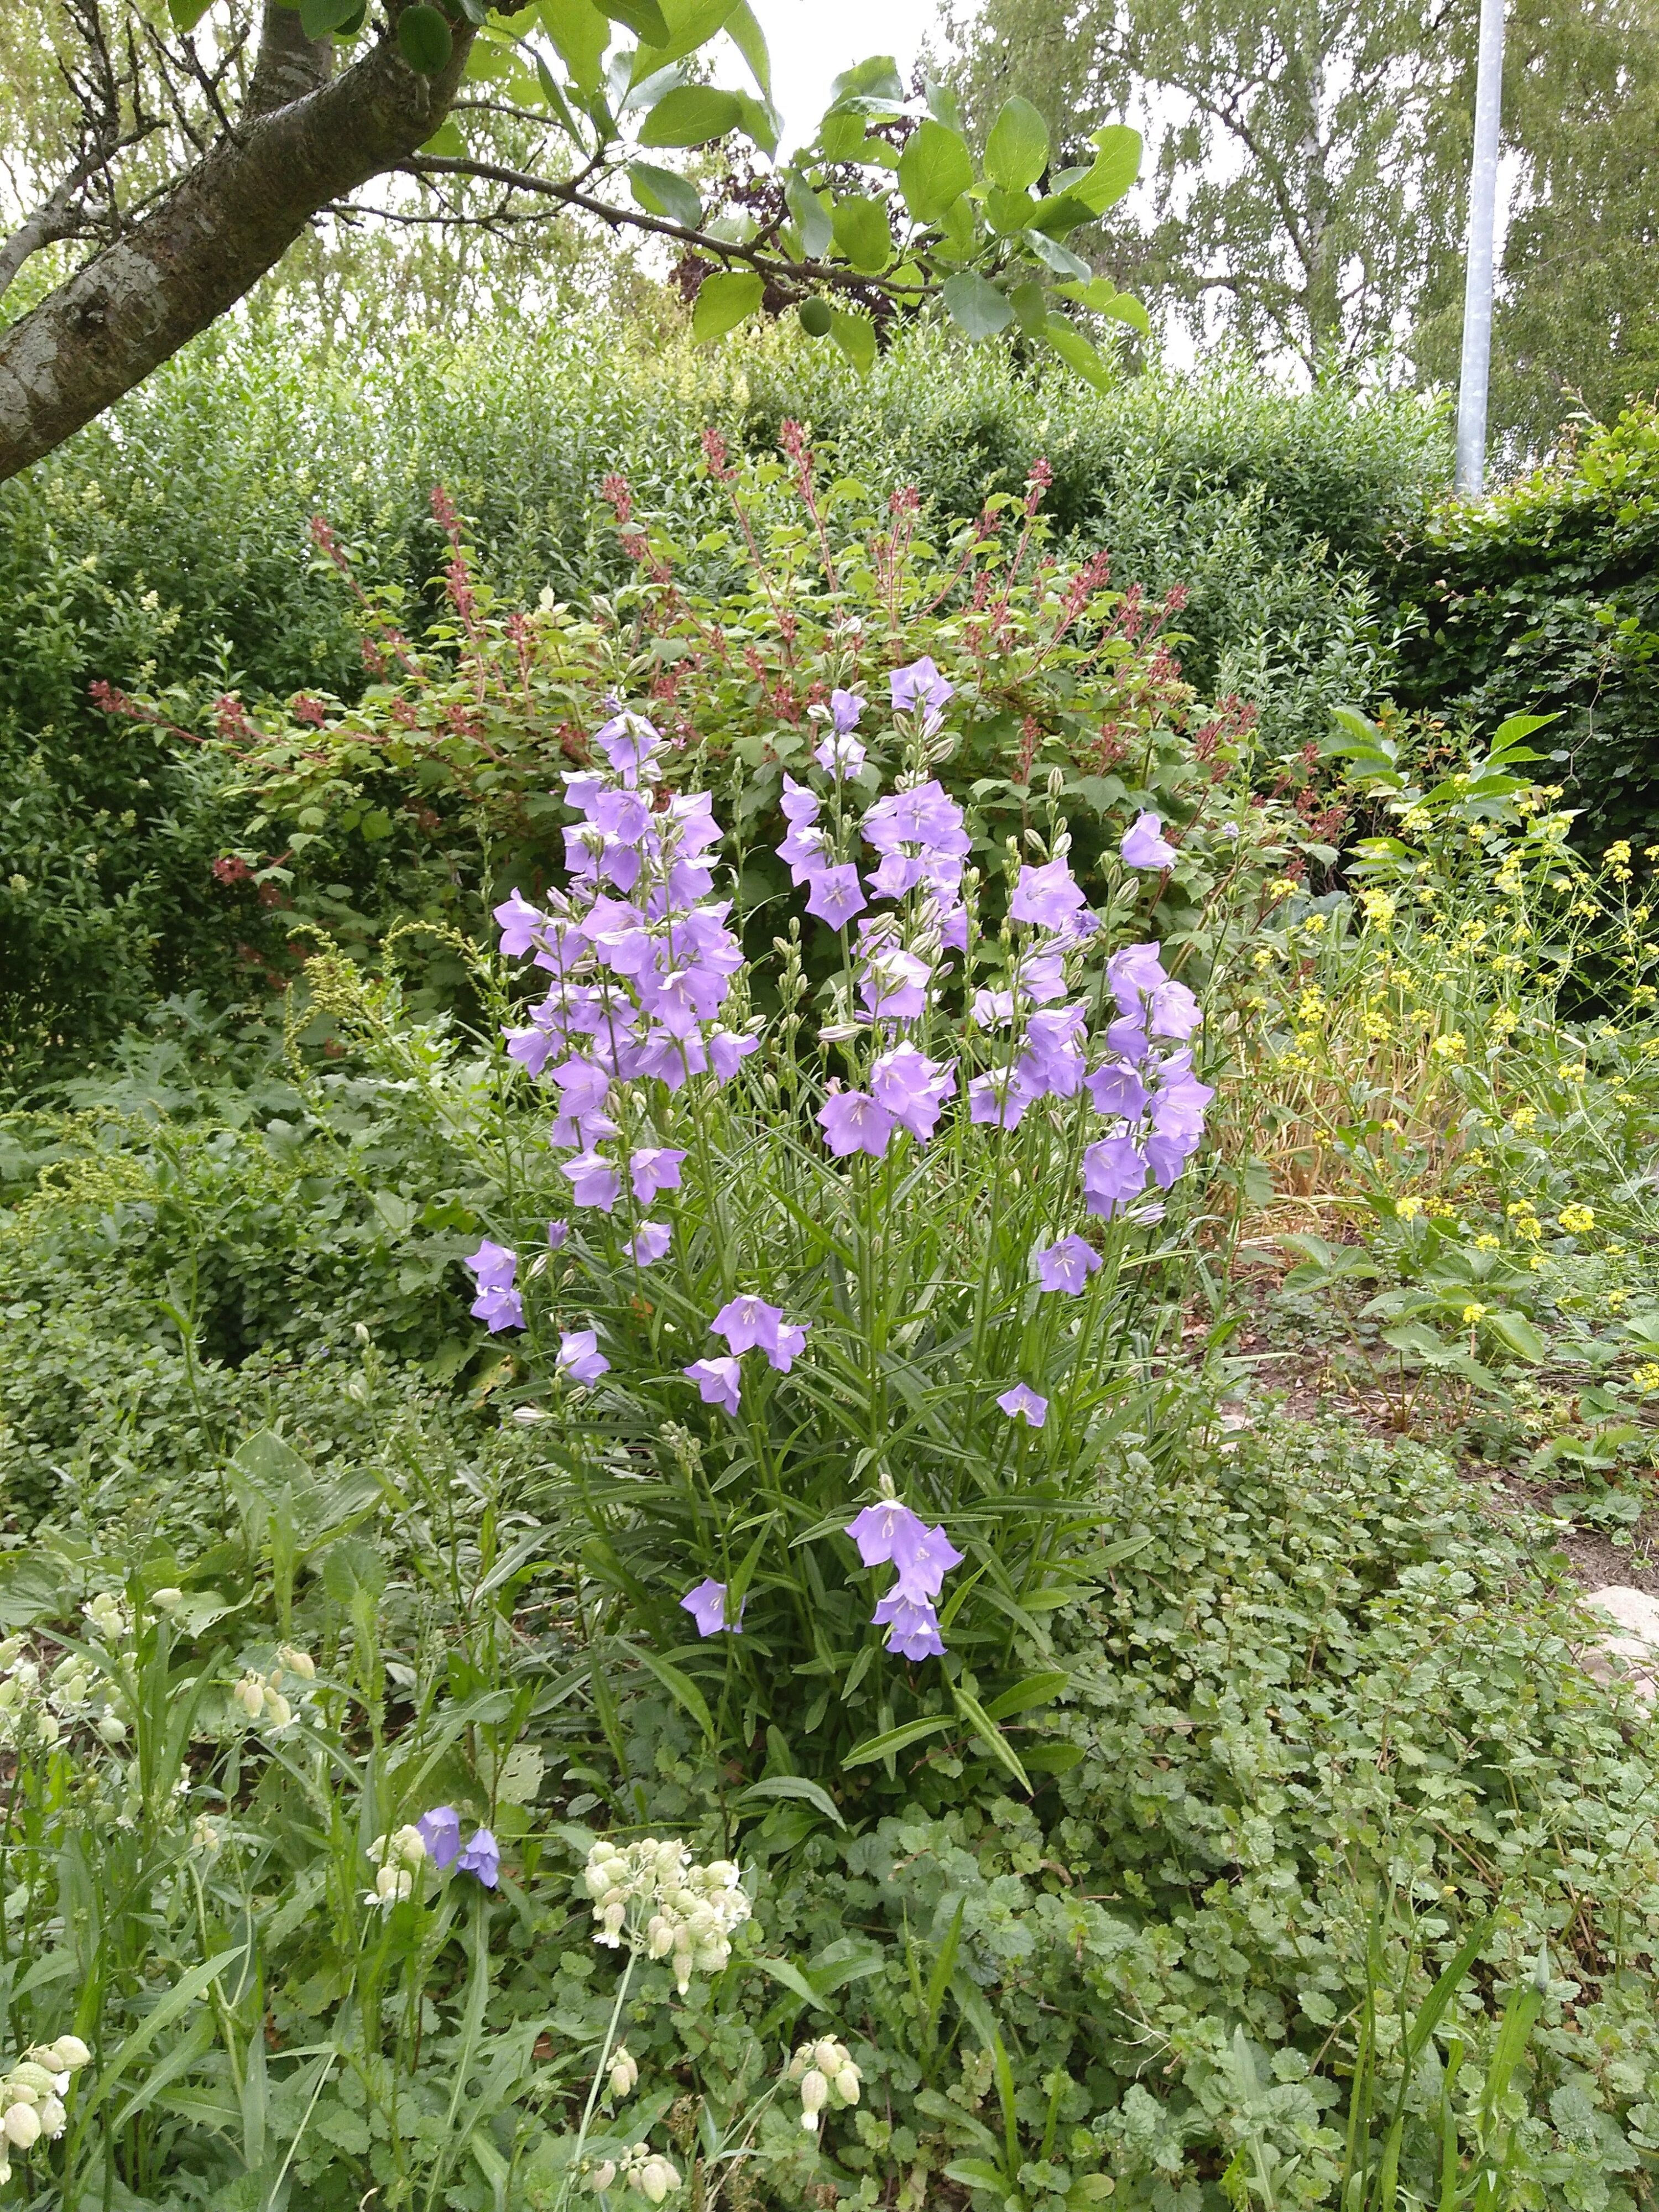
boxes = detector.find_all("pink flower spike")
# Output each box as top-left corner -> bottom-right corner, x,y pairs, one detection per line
685,1357 -> 742,1415
997,1383 -> 1048,1428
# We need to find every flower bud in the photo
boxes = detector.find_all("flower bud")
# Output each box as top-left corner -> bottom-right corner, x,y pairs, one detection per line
587,2161 -> 618,2192
812,2038 -> 842,2075
3,2104 -> 40,2148
799,2069 -> 828,2129
263,1691 -> 293,1731
35,1713 -> 59,1748
232,1676 -> 265,1720
277,1645 -> 316,1679
149,1589 -> 183,1613
44,2038 -> 89,2072
608,2045 -> 638,2100
96,1715 -> 127,1745
8,2065 -> 54,2099
835,2065 -> 861,2104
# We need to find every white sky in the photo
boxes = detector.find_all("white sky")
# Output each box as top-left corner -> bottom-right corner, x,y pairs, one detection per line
750,0 -> 967,153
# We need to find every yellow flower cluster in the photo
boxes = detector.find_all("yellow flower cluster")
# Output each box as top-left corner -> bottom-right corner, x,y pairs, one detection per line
1558,1203 -> 1595,1235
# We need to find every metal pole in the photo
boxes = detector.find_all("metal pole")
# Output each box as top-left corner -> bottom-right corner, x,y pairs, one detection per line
1455,0 -> 1506,497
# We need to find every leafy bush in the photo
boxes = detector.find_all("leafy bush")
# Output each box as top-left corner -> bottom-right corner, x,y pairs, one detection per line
1,317 -> 1444,1073
1390,399 -> 1659,847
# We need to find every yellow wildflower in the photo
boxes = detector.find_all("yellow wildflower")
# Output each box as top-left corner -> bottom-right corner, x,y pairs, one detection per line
1396,1196 -> 1422,1221
1473,1233 -> 1500,1250
1461,1303 -> 1488,1326
1634,1363 -> 1659,1395
1558,1204 -> 1595,1235
1431,1033 -> 1467,1061
1509,1107 -> 1537,1133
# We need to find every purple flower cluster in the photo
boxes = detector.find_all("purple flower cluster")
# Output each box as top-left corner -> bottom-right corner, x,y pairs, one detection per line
1078,943 -> 1214,1218
682,1295 -> 808,1416
493,704 -> 755,1191
417,1805 -> 500,1887
846,1499 -> 963,1660
464,1239 -> 523,1333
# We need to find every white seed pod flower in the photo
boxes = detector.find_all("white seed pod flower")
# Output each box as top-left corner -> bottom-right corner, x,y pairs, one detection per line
191,1815 -> 222,1853
149,1588 -> 183,1612
95,1715 -> 127,1746
812,2038 -> 843,2075
8,2065 -> 54,2099
262,1690 -> 293,1732
587,2161 -> 618,2192
38,2097 -> 64,2137
608,2045 -> 638,2100
633,2152 -> 681,2203
799,2068 -> 828,2130
0,1638 -> 23,1668
231,1675 -> 265,1720
35,1713 -> 59,1749
835,2065 -> 861,2104
3,2103 -> 40,2148
41,2038 -> 90,2072
276,1645 -> 316,1680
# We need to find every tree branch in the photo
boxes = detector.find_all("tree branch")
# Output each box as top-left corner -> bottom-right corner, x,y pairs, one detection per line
0,26 -> 474,483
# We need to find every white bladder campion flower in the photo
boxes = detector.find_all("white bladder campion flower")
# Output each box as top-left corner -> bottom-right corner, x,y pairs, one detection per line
787,2038 -> 861,2132
0,2035 -> 91,2185
363,1824 -> 427,1908
582,1837 -> 750,1995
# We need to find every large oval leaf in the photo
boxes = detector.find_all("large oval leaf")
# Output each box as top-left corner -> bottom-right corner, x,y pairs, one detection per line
628,160 -> 702,229
691,269 -> 764,344
829,307 -> 876,378
639,84 -> 743,145
896,119 -> 973,227
831,195 -> 892,275
985,93 -> 1048,191
1076,123 -> 1141,213
942,271 -> 1013,341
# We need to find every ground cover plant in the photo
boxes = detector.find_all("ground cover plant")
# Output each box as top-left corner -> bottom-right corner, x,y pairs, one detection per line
4,423 -> 1659,2211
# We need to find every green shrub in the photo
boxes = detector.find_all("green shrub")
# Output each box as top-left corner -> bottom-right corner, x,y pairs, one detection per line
1390,399 -> 1659,847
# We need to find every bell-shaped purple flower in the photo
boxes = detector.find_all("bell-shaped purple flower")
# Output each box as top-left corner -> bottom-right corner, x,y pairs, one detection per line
803,864 -> 868,929
711,1294 -> 784,1357
818,1089 -> 895,1159
417,1805 -> 462,1869
831,687 -> 864,734
630,1222 -> 671,1266
1010,858 -> 1087,931
562,1151 -> 622,1212
1121,812 -> 1178,869
682,1577 -> 743,1636
685,1357 -> 742,1415
1035,1235 -> 1103,1295
556,1329 -> 610,1385
815,731 -> 867,778
493,890 -> 545,958
872,1591 -> 946,1661
1083,1134 -> 1150,1218
1087,1062 -> 1149,1119
457,1828 -> 500,1887
629,1147 -> 686,1203
997,1383 -> 1048,1427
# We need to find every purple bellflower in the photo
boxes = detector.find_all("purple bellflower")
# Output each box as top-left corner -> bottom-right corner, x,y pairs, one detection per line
1010,858 -> 1088,931
1121,812 -> 1179,869
997,1382 -> 1048,1427
629,1222 -> 671,1266
417,1806 -> 462,1869
818,1089 -> 896,1160
457,1828 -> 500,1887
1082,1135 -> 1150,1218
682,1577 -> 743,1636
1035,1235 -> 1103,1295
871,1590 -> 947,1661
685,1357 -> 741,1415
556,1329 -> 610,1385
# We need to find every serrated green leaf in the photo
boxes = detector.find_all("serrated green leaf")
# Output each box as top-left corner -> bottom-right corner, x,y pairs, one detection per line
942,270 -> 1013,340
639,82 -> 743,145
628,160 -> 701,229
829,308 -> 877,378
690,269 -> 763,343
985,94 -> 1048,191
897,120 -> 973,227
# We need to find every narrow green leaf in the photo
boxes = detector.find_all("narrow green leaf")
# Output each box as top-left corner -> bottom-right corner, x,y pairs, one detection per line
733,1775 -> 847,1829
982,1669 -> 1070,1722
723,0 -> 770,92
984,95 -> 1048,191
632,1645 -> 715,1740
942,271 -> 1013,340
952,1685 -> 1032,1792
841,1713 -> 951,1767
749,1953 -> 828,2011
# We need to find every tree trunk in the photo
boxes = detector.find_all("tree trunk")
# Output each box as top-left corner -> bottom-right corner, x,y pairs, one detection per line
0,25 -> 472,484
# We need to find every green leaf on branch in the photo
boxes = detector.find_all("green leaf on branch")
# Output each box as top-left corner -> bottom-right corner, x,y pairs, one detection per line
397,4 -> 453,74
1100,291 -> 1151,338
1029,191 -> 1099,239
690,270 -> 764,343
896,120 -> 974,226
724,0 -> 771,92
1044,314 -> 1115,392
1026,229 -> 1093,279
984,94 -> 1049,191
596,0 -> 669,39
924,74 -> 963,132
420,119 -> 466,156
1076,123 -> 1141,213
299,0 -> 362,32
831,196 -> 893,274
639,84 -> 743,145
830,309 -> 877,378
827,54 -> 905,107
540,0 -> 608,88
628,161 -> 702,229
1010,280 -> 1048,337
167,0 -> 215,28
942,271 -> 1013,340
785,175 -> 832,259
1487,1310 -> 1548,1362
629,0 -> 739,75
